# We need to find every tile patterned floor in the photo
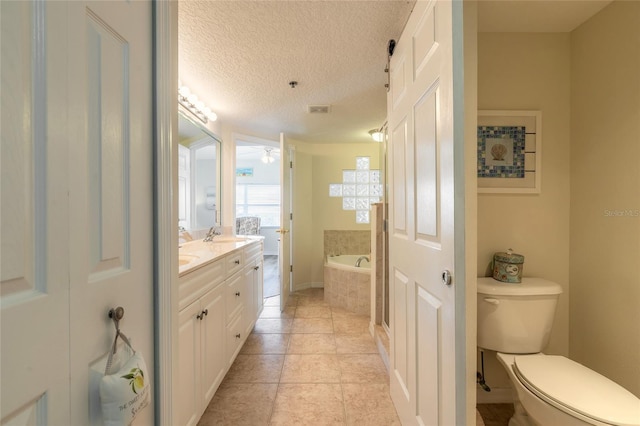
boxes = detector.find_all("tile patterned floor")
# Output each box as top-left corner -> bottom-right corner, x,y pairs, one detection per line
476,403 -> 514,426
197,288 -> 400,426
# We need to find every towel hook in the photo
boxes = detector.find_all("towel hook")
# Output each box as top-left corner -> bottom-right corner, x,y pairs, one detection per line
108,306 -> 125,331
106,306 -> 133,356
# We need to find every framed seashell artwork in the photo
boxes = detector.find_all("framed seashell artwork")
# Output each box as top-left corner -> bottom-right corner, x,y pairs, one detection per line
477,110 -> 542,194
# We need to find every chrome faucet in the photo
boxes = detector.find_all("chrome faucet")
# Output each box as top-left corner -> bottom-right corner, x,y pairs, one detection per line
203,226 -> 222,242
355,256 -> 370,267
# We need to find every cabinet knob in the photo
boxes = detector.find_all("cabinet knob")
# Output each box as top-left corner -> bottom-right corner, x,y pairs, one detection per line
203,309 -> 208,316
254,266 -> 260,270
235,291 -> 241,297
196,313 -> 203,320
235,333 -> 241,339
234,260 -> 240,264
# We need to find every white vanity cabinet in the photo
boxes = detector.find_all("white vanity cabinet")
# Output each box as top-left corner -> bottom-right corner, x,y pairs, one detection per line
177,239 -> 264,426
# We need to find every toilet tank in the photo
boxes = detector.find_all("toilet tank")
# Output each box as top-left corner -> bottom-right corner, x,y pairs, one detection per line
477,277 -> 562,354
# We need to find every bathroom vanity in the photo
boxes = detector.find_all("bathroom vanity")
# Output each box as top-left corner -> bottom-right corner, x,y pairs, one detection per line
176,237 -> 264,426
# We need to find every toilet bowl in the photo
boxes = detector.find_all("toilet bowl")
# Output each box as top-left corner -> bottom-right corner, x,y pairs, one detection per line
478,277 -> 640,426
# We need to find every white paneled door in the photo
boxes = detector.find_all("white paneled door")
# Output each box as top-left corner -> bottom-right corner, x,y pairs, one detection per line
387,1 -> 461,424
1,1 -> 154,425
278,133 -> 292,310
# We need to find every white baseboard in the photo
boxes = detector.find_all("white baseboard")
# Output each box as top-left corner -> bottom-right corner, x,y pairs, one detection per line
476,386 -> 513,404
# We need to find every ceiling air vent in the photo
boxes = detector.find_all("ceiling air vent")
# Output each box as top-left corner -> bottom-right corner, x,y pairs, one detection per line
307,105 -> 331,114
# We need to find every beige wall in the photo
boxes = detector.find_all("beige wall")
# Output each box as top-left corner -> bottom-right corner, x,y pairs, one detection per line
310,143 -> 380,285
477,32 -> 572,394
569,0 -> 640,397
286,141 -> 381,289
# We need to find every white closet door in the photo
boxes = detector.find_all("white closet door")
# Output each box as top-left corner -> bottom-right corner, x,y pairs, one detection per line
387,1 -> 461,424
0,1 -> 155,424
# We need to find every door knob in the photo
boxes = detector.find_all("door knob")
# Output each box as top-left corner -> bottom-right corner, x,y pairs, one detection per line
442,270 -> 452,286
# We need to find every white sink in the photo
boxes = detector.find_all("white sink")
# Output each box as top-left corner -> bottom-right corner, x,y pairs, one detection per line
179,254 -> 199,266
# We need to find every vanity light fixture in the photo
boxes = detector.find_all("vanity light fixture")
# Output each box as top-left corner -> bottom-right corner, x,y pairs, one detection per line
261,148 -> 275,164
368,129 -> 384,142
178,84 -> 217,124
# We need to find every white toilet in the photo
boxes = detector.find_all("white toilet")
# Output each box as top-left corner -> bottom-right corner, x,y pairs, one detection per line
477,277 -> 640,426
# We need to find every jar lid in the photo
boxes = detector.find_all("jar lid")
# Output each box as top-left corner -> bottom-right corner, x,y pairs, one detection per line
494,248 -> 524,263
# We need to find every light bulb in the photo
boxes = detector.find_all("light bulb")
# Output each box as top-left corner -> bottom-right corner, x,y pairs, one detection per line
187,94 -> 198,105
368,129 -> 383,142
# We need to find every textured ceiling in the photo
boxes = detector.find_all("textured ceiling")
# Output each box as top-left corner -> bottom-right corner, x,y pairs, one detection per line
179,0 -> 414,144
179,1 -> 610,145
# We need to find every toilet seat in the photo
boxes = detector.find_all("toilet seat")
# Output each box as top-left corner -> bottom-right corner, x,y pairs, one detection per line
513,354 -> 640,426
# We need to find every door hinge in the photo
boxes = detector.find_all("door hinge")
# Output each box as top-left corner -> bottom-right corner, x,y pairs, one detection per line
290,265 -> 293,272
289,161 -> 293,169
290,212 -> 293,221
383,219 -> 388,232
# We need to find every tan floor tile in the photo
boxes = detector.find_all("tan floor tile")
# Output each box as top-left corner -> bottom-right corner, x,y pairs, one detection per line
342,384 -> 400,426
295,289 -> 329,306
198,382 -> 277,426
338,354 -> 388,383
254,318 -> 293,334
335,334 -> 378,354
225,354 -> 284,383
240,333 -> 291,355
288,334 -> 336,354
332,315 -> 370,334
295,305 -> 332,318
294,288 -> 325,297
285,296 -> 299,307
261,306 -> 296,319
291,317 -> 334,333
270,384 -> 345,425
280,354 -> 341,383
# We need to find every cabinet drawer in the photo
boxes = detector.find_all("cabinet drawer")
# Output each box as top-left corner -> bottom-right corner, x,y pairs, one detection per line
244,241 -> 262,263
225,273 -> 244,321
179,258 -> 225,311
225,251 -> 243,277
226,310 -> 244,366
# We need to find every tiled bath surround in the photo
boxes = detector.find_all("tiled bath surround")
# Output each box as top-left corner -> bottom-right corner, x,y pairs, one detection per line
324,264 -> 370,315
323,230 -> 370,257
323,230 -> 371,315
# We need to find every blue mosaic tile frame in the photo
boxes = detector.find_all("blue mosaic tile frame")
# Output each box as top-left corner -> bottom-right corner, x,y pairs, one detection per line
477,126 -> 526,178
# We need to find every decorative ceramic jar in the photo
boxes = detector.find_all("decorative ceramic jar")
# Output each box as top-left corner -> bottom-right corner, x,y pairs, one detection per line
493,249 -> 524,283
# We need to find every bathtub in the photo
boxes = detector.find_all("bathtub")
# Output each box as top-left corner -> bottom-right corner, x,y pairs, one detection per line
326,254 -> 370,272
324,254 -> 371,315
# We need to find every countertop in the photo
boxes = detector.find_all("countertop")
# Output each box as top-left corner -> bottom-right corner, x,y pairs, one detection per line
178,235 -> 264,277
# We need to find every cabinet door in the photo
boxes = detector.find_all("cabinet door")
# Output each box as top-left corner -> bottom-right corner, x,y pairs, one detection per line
200,284 -> 226,405
254,258 -> 264,318
225,272 -> 244,322
178,301 -> 203,426
242,264 -> 256,336
226,310 -> 244,367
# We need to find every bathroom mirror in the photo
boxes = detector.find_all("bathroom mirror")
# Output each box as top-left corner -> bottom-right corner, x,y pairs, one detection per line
178,111 -> 221,231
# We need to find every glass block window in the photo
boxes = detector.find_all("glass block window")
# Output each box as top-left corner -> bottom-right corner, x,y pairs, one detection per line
328,156 -> 382,224
342,184 -> 356,196
343,197 -> 356,210
329,184 -> 343,197
356,157 -> 370,170
343,170 -> 356,183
